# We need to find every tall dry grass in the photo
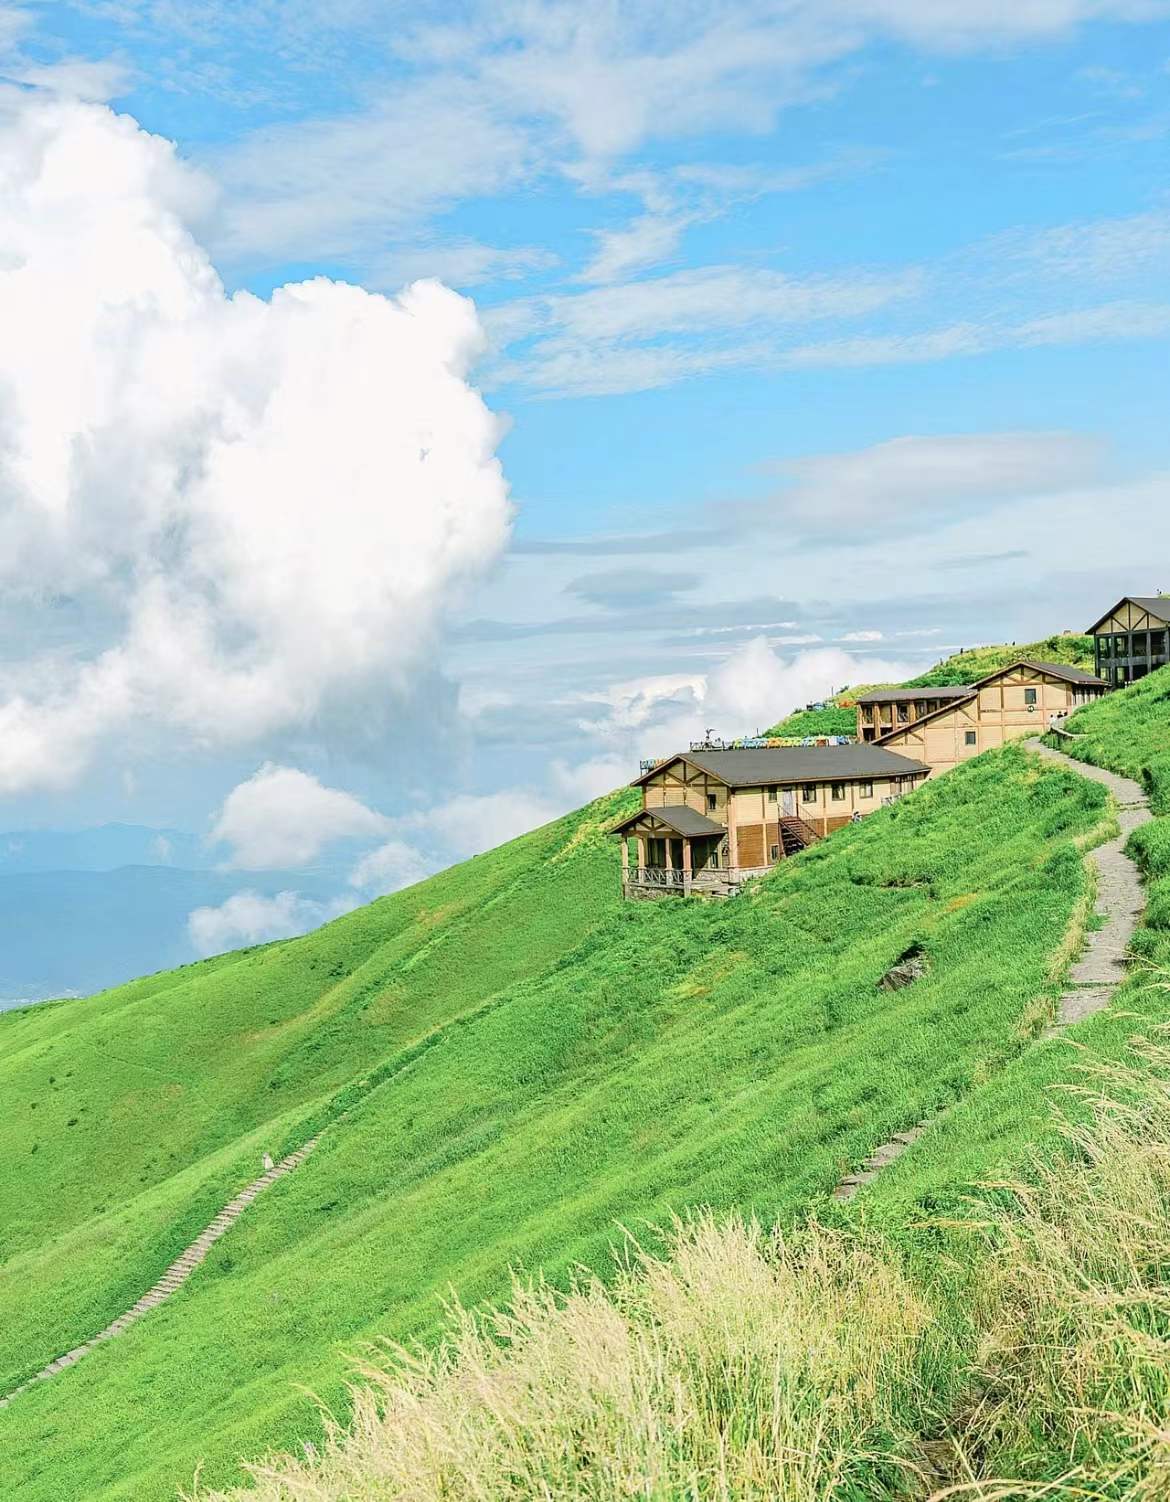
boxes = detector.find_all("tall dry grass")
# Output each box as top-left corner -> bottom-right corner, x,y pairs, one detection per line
938,1031 -> 1170,1500
192,1214 -> 931,1501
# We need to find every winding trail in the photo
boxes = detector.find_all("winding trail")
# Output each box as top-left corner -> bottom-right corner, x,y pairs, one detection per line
833,740 -> 1152,1202
0,1136 -> 319,1408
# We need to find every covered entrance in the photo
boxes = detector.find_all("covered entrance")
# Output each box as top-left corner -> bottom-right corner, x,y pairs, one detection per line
609,805 -> 726,897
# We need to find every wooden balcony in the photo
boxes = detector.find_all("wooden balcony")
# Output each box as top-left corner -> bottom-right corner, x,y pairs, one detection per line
621,865 -> 771,900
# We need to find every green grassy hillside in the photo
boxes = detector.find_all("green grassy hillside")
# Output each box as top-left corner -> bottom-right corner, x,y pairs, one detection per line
0,745 -> 1112,1500
904,632 -> 1095,687
0,792 -> 634,1457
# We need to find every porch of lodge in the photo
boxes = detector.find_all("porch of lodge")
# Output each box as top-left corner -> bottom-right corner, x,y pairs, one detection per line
610,804 -> 814,899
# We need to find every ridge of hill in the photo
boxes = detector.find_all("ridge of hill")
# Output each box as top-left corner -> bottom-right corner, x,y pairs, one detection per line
0,733 -> 1116,1500
764,633 -> 1097,737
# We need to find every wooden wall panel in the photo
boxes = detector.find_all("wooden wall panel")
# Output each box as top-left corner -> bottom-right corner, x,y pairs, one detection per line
737,823 -> 765,867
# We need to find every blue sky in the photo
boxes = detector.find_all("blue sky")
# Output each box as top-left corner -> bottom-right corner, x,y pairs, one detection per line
0,1 -> 1167,964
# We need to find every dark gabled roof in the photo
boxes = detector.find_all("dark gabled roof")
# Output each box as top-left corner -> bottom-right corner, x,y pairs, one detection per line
634,745 -> 930,788
973,659 -> 1106,688
1087,596 -> 1170,633
609,804 -> 725,837
854,684 -> 974,705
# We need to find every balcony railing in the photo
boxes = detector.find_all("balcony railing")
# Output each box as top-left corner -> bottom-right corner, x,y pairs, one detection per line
627,865 -> 687,889
622,865 -> 772,897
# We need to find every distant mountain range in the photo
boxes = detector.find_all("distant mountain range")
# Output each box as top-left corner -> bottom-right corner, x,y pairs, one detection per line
0,822 -> 209,874
0,825 -> 337,1008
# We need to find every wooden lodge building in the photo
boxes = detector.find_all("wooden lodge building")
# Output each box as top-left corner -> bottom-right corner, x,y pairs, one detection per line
608,594 -> 1164,900
873,659 -> 1106,773
611,744 -> 930,898
1088,596 -> 1170,688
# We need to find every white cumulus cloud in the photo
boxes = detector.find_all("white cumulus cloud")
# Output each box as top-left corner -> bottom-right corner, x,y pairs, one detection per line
0,91 -> 511,794
348,839 -> 436,895
209,763 -> 391,869
187,889 -> 356,957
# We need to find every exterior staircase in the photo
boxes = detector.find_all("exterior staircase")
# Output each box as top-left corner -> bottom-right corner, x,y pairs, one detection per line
0,1136 -> 320,1408
778,816 -> 822,856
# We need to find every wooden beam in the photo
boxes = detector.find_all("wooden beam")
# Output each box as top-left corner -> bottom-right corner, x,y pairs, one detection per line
726,791 -> 739,871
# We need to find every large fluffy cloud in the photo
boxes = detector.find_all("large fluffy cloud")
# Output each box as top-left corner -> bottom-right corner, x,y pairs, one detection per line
0,92 -> 511,793
209,763 -> 391,869
578,638 -> 919,756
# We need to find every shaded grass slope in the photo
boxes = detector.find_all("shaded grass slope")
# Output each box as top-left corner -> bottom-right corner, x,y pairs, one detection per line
0,746 -> 1108,1501
855,671 -> 1170,1226
762,704 -> 856,738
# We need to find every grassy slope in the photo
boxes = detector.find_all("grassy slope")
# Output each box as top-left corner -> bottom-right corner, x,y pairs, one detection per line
190,671 -> 1170,1502
0,747 -> 1108,1500
904,633 -> 1095,687
0,792 -> 635,1386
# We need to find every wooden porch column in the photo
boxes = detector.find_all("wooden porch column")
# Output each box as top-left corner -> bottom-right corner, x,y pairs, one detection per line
620,836 -> 629,892
636,835 -> 646,876
682,837 -> 693,895
725,790 -> 738,872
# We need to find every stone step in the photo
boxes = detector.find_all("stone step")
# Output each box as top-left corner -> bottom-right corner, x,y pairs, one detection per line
0,1134 -> 322,1409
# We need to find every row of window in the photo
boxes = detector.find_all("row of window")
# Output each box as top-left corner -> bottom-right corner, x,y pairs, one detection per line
1097,629 -> 1169,661
859,698 -> 952,724
705,781 -> 877,809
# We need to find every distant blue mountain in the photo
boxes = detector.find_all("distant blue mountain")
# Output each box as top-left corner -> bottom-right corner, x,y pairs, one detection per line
0,823 -> 209,873
0,864 -> 337,1010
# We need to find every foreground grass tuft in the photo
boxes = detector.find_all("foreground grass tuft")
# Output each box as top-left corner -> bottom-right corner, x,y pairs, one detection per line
192,1213 -> 930,1502
939,1033 -> 1170,1498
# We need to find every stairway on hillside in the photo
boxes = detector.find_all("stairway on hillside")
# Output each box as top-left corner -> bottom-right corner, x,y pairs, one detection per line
0,1136 -> 320,1408
778,816 -> 822,857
